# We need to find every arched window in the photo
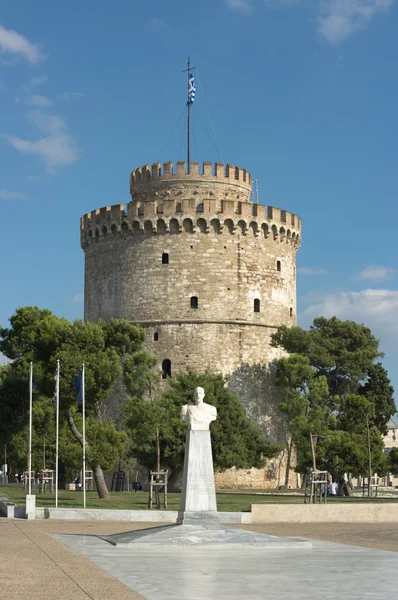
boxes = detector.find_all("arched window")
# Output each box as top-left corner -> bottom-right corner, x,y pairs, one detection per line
277,260 -> 281,272
154,332 -> 159,341
169,218 -> 179,234
162,359 -> 171,379
162,252 -> 169,264
254,298 -> 260,313
290,307 -> 293,317
190,296 -> 198,309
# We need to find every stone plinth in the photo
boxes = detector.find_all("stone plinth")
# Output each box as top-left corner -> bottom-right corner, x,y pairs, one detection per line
25,494 -> 36,520
177,430 -> 217,526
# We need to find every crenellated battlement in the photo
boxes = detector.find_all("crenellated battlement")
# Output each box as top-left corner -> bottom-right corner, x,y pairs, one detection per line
130,161 -> 253,203
80,200 -> 301,249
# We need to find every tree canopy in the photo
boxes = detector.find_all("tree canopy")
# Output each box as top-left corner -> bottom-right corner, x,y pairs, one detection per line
272,317 -> 395,485
0,306 -> 145,497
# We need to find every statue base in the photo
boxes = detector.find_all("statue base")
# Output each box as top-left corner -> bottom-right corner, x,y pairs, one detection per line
180,430 -> 217,512
102,523 -> 311,549
177,510 -> 221,528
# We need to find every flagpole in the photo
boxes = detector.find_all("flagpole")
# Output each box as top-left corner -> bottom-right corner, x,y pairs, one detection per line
55,360 -> 60,508
28,362 -> 33,496
187,56 -> 191,173
82,363 -> 86,509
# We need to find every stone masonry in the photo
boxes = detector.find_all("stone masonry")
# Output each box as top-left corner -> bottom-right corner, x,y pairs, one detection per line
81,160 -> 301,487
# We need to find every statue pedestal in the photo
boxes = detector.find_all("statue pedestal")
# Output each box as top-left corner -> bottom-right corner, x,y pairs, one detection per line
177,430 -> 219,526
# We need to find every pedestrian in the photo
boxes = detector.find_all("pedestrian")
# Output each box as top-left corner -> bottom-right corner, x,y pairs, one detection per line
329,479 -> 338,495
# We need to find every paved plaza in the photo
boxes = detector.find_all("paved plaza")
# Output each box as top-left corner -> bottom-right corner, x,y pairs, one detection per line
1,519 -> 398,600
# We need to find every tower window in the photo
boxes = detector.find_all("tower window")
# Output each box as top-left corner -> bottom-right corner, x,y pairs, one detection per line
154,332 -> 159,341
162,359 -> 171,379
190,296 -> 198,309
254,299 -> 260,313
162,252 -> 169,264
277,260 -> 281,272
290,307 -> 293,317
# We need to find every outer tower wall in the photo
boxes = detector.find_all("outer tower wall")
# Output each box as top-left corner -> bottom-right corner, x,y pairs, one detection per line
81,162 -> 301,447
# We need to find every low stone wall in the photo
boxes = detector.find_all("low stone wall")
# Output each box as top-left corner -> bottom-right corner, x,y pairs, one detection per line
251,503 -> 398,524
34,508 -> 251,523
0,500 -> 15,518
215,464 -> 299,490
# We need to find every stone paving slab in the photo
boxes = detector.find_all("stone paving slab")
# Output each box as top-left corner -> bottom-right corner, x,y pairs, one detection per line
56,531 -> 398,600
2,520 -> 398,600
102,522 -> 311,548
235,522 -> 398,553
0,519 -> 148,600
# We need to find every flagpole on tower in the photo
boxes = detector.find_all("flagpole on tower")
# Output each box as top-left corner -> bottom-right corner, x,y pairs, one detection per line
184,57 -> 196,174
187,56 -> 191,172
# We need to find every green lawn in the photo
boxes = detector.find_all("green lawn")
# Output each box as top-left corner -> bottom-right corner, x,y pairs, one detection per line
1,486 -> 397,512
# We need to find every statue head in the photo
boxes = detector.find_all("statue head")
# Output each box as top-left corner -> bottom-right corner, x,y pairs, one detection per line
193,386 -> 205,405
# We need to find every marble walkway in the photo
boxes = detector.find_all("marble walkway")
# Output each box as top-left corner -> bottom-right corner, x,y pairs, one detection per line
56,529 -> 398,600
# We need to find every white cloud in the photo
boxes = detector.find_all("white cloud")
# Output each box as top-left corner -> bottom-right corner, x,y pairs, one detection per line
225,0 -> 254,13
29,75 -> 48,87
6,110 -> 80,172
73,292 -> 84,304
0,189 -> 26,200
359,265 -> 396,282
301,288 -> 398,352
0,23 -> 45,65
318,0 -> 395,44
29,94 -> 53,107
230,0 -> 395,43
298,267 -> 327,275
57,92 -> 86,101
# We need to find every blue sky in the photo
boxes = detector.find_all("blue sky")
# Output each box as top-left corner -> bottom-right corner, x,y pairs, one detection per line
0,0 -> 397,402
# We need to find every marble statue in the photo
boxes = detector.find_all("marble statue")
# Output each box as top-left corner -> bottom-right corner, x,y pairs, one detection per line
178,387 -> 219,524
180,386 -> 217,431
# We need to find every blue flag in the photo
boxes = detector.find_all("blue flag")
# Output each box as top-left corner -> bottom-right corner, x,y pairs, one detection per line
73,371 -> 83,410
188,73 -> 196,104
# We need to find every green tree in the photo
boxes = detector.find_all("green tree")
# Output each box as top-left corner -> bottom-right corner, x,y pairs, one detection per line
122,371 -> 282,480
272,317 -> 394,491
358,363 -> 396,435
272,316 -> 383,396
123,352 -> 163,473
0,306 -> 145,498
275,354 -> 332,475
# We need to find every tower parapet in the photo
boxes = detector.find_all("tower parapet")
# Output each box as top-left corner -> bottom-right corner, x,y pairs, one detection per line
80,200 -> 301,249
130,160 -> 253,203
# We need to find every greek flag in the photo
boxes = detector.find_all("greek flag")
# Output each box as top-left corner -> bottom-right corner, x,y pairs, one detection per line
52,365 -> 58,408
188,73 -> 196,104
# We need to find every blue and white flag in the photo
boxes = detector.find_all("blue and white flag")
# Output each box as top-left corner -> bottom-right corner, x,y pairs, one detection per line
73,371 -> 83,410
188,73 -> 196,104
52,365 -> 59,408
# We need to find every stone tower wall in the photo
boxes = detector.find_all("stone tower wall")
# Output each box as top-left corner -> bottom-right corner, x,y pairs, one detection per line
81,161 -> 301,453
